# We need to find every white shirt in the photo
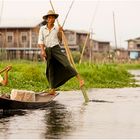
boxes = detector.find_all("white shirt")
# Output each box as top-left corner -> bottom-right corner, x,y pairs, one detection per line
38,25 -> 60,48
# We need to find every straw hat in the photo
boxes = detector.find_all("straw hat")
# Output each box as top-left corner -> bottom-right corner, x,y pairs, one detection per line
43,10 -> 59,20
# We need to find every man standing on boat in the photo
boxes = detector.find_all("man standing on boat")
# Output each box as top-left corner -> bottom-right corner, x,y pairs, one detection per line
38,10 -> 84,95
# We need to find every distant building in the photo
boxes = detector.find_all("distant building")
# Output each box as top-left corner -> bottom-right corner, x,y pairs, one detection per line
0,20 -> 41,49
0,19 -> 41,60
62,29 -> 89,51
0,20 -> 111,61
63,29 -> 110,60
115,48 -> 129,60
0,21 -> 46,60
127,37 -> 140,59
90,39 -> 110,52
89,39 -> 110,61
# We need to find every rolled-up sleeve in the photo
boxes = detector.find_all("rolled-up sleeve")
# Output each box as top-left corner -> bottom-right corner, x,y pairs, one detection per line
38,27 -> 44,45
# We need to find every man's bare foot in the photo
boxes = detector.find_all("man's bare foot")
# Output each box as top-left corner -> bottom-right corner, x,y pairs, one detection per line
48,89 -> 56,95
41,89 -> 56,96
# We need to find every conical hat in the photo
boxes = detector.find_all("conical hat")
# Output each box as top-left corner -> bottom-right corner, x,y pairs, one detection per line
43,10 -> 59,19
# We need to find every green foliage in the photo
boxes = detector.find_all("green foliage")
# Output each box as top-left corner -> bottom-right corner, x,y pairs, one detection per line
0,60 -> 138,94
0,60 -> 48,94
76,62 -> 136,88
119,63 -> 140,70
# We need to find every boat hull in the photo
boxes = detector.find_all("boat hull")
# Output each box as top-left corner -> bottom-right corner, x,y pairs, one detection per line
0,93 -> 59,109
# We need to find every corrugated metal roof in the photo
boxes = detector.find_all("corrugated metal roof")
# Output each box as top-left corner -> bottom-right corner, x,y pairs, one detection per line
92,39 -> 110,43
64,29 -> 89,34
0,48 -> 40,50
0,18 -> 42,28
127,37 -> 140,41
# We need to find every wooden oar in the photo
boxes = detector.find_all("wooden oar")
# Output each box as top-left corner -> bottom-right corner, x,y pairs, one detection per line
79,33 -> 90,64
61,28 -> 89,103
49,0 -> 89,102
79,0 -> 100,64
62,0 -> 75,28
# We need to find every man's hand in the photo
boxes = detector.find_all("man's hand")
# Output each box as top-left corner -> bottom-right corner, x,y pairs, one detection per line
58,25 -> 63,32
58,25 -> 63,42
39,44 -> 47,60
41,49 -> 47,61
40,47 -> 46,57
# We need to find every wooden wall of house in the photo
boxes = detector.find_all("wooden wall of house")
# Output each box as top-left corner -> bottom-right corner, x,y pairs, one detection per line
64,30 -> 76,45
128,40 -> 137,49
0,27 -> 39,49
90,40 -> 98,51
128,40 -> 140,50
76,33 -> 90,55
0,49 -> 41,61
114,50 -> 129,61
98,42 -> 110,52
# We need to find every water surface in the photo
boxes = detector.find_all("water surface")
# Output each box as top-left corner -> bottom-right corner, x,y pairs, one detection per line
0,70 -> 140,139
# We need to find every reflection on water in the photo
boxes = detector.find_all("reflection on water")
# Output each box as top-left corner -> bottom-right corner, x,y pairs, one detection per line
0,109 -> 27,139
0,110 -> 26,118
0,87 -> 140,139
90,99 -> 114,103
44,101 -> 74,139
0,101 -> 75,139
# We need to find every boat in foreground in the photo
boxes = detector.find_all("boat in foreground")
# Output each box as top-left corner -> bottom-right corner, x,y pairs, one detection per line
0,93 -> 59,109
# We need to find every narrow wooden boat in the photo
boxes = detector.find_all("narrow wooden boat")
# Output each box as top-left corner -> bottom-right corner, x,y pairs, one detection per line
0,93 -> 59,109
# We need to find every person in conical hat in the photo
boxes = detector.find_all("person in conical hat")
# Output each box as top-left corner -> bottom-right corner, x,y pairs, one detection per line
38,10 -> 78,95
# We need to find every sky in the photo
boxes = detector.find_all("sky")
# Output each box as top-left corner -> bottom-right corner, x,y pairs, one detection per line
1,0 -> 140,49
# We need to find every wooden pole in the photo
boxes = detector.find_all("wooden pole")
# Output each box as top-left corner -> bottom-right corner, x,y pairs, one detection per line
89,28 -> 93,63
62,0 -> 75,28
79,33 -> 90,64
29,29 -> 32,49
113,11 -> 117,50
61,30 -> 89,102
113,11 -> 118,60
79,0 -> 100,64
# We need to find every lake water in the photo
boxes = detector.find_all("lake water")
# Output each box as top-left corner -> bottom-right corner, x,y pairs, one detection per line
0,70 -> 140,139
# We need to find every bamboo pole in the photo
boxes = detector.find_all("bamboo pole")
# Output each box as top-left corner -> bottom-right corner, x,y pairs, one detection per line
79,0 -> 100,64
62,0 -> 75,28
61,29 -> 89,102
79,33 -> 90,64
49,0 -> 89,102
113,11 -> 117,50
